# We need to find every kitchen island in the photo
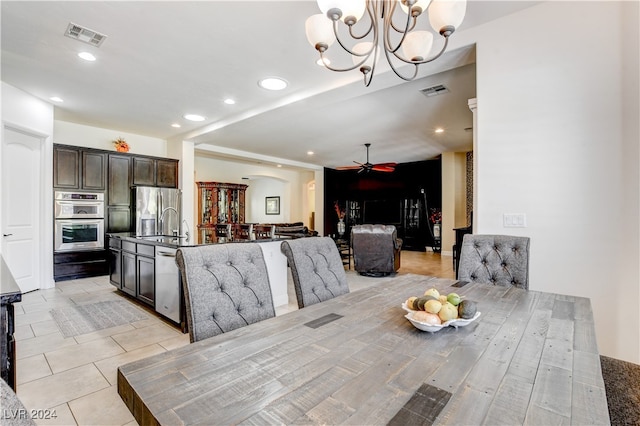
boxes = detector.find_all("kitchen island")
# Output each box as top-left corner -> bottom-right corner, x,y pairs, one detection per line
107,233 -> 289,330
118,274 -> 609,425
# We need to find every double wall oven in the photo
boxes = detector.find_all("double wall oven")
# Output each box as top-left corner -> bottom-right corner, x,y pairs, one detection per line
54,191 -> 105,252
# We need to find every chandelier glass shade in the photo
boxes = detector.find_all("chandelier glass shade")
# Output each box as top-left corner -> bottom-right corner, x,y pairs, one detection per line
305,0 -> 467,86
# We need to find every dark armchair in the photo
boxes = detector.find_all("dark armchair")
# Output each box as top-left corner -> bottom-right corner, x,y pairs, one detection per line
351,224 -> 402,277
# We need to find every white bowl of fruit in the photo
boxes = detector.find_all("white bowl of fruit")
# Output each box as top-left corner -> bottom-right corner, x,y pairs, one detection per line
402,287 -> 481,332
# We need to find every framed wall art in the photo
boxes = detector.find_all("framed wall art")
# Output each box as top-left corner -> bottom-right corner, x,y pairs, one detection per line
265,196 -> 280,215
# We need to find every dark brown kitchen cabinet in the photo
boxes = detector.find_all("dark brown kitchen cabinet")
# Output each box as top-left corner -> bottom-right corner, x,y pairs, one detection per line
53,146 -> 80,188
121,251 -> 137,297
132,157 -> 177,187
54,145 -> 106,191
137,256 -> 155,306
107,207 -> 131,233
107,154 -> 131,206
108,238 -> 122,288
107,154 -> 132,234
115,240 -> 154,307
81,151 -> 106,190
132,157 -> 155,186
156,159 -> 178,187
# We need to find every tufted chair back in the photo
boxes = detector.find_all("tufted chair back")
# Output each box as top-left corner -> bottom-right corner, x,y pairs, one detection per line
280,237 -> 349,308
351,224 -> 402,277
176,243 -> 276,343
458,234 -> 530,289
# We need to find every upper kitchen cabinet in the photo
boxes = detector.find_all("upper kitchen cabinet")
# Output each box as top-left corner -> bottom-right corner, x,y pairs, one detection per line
107,154 -> 131,206
133,157 -> 178,188
53,146 -> 80,188
82,151 -> 106,190
156,159 -> 178,187
132,157 -> 155,186
53,145 -> 105,190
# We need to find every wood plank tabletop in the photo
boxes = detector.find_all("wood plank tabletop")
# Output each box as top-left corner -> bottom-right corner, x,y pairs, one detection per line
117,274 -> 610,425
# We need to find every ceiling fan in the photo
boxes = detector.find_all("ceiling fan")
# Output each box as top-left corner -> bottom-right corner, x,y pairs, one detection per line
336,143 -> 397,173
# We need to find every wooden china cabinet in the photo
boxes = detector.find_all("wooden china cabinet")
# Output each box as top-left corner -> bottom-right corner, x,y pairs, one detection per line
196,182 -> 248,244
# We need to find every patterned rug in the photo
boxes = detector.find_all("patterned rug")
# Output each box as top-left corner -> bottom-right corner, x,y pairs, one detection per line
50,300 -> 150,338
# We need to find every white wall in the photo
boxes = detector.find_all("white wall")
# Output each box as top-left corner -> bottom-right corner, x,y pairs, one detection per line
247,178 -> 287,223
452,1 -> 639,362
1,82 -> 55,288
54,120 -> 168,158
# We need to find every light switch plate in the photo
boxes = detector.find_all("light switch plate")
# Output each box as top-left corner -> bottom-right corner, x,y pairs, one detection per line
503,213 -> 527,227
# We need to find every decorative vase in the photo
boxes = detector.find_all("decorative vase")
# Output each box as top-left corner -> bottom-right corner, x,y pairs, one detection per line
337,218 -> 346,237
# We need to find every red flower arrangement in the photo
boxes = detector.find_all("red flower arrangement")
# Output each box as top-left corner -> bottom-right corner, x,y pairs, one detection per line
334,201 -> 345,220
429,208 -> 442,224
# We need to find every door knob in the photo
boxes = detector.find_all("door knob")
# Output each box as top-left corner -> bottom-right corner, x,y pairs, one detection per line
3,233 -> 13,237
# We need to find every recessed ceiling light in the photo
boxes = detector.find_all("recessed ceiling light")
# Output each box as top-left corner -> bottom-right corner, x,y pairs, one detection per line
435,128 -> 444,133
183,114 -> 205,122
316,58 -> 330,66
223,98 -> 236,105
50,97 -> 64,103
307,151 -> 314,155
277,164 -> 282,168
77,52 -> 96,61
258,77 -> 288,91
171,123 -> 181,128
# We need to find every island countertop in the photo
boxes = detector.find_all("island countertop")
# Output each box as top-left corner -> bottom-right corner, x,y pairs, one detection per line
117,274 -> 609,425
108,232 -> 282,249
107,232 -> 195,248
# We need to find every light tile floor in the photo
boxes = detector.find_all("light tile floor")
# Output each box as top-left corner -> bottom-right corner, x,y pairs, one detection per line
13,250 -> 454,425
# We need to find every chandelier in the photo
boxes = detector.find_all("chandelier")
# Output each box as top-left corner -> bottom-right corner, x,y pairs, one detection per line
305,0 -> 467,86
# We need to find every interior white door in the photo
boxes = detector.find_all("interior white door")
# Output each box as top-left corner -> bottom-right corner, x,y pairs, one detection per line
1,127 -> 42,293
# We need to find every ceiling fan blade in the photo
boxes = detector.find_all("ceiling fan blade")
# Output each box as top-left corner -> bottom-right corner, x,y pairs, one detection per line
374,162 -> 398,168
371,165 -> 395,172
335,165 -> 362,170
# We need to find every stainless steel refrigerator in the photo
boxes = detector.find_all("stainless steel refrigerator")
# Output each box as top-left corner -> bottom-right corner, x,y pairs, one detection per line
133,186 -> 182,236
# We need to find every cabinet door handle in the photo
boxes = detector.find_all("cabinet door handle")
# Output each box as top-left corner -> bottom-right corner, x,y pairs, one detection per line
157,251 -> 176,257
3,233 -> 13,237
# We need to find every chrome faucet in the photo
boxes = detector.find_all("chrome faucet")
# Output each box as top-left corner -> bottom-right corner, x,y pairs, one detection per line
159,207 -> 178,235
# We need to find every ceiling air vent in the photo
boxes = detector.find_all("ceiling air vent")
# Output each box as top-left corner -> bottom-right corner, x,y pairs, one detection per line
64,23 -> 107,47
420,84 -> 449,97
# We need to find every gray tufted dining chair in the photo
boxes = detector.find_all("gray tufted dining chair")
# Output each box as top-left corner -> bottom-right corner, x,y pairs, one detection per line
280,237 -> 349,308
458,234 -> 530,289
176,243 -> 276,343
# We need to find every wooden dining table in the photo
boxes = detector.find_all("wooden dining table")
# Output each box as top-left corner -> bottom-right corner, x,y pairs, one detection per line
117,274 -> 610,425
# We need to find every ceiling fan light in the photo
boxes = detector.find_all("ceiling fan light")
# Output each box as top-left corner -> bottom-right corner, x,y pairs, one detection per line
305,14 -> 336,50
402,31 -> 434,61
428,0 -> 467,33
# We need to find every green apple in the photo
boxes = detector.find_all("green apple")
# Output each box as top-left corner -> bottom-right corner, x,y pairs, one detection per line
447,292 -> 461,306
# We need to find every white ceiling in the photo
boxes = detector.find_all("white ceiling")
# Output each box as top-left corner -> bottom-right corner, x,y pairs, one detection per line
1,1 -> 539,169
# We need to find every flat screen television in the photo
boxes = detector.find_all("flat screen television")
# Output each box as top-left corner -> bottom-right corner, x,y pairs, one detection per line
363,199 -> 402,225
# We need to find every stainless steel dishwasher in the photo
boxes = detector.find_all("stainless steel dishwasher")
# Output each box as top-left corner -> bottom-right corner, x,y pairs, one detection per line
155,247 -> 180,323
